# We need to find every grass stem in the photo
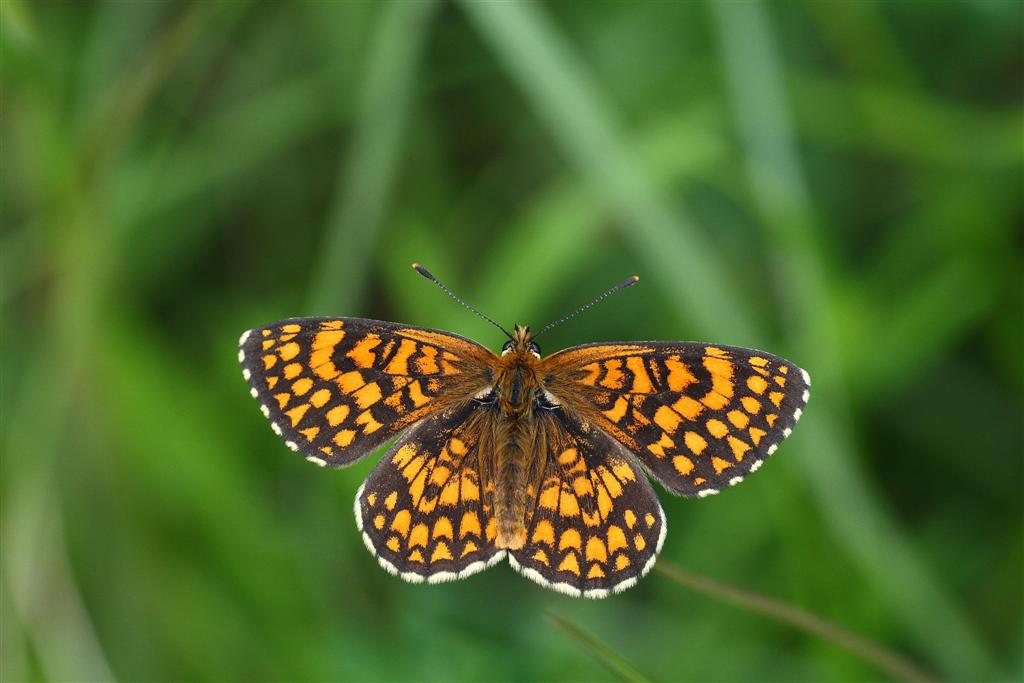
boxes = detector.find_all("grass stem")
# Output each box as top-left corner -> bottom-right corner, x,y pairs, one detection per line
656,562 -> 939,683
547,612 -> 653,683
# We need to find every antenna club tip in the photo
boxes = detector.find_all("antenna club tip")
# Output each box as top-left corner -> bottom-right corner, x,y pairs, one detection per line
618,274 -> 640,289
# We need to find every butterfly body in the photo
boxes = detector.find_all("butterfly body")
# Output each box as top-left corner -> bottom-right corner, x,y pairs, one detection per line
483,324 -> 540,549
240,310 -> 810,597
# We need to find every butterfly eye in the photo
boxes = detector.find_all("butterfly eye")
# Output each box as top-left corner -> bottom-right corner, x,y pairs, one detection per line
529,341 -> 541,358
501,340 -> 514,356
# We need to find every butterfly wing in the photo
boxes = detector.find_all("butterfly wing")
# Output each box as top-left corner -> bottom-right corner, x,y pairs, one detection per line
538,342 -> 810,497
239,318 -> 495,467
355,401 -> 504,583
509,411 -> 665,597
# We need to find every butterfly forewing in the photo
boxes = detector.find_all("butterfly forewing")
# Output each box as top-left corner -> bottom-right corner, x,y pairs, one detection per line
510,413 -> 665,597
239,318 -> 495,467
355,402 -> 505,583
540,342 -> 810,497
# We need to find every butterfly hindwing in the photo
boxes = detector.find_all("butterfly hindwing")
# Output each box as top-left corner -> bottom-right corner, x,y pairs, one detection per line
355,402 -> 505,583
509,412 -> 665,598
239,318 -> 495,467
539,342 -> 810,497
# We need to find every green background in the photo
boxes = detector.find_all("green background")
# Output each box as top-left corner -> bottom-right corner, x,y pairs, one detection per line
2,1 -> 1021,681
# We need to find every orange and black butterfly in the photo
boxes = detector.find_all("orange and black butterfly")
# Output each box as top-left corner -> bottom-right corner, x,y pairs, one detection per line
239,265 -> 810,597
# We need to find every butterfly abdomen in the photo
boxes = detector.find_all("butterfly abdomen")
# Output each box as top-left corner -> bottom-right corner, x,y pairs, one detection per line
491,361 -> 541,550
493,443 -> 528,549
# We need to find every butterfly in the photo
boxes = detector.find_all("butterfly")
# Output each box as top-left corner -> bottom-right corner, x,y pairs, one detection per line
238,264 -> 810,598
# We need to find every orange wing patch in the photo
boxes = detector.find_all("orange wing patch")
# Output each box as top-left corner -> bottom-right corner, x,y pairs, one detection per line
355,403 -> 504,582
239,318 -> 495,468
509,416 -> 665,598
540,342 -> 810,497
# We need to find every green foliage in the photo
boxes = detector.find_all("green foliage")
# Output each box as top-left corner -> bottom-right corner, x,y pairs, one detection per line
2,1 -> 1021,681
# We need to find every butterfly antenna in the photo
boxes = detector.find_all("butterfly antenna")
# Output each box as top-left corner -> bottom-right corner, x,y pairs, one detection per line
533,275 -> 640,339
412,263 -> 513,339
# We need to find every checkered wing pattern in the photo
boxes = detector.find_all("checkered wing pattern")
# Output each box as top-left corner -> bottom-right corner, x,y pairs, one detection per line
355,402 -> 504,583
539,342 -> 810,497
238,318 -> 495,467
509,413 -> 665,598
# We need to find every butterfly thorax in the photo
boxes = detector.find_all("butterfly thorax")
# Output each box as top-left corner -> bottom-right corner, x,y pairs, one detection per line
496,324 -> 542,410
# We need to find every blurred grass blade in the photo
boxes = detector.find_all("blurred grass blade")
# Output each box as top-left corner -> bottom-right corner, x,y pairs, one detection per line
710,2 -> 997,678
3,153 -> 115,683
547,612 -> 652,683
0,0 -> 39,49
120,63 -> 351,225
790,71 -> 1024,167
3,451 -> 116,682
656,562 -> 938,683
433,107 -> 727,335
855,259 -> 995,398
459,0 -> 757,340
77,2 -> 210,179
0,4 -> 222,679
308,0 -> 439,313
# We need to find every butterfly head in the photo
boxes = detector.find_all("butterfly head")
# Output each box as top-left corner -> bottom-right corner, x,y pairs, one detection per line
501,324 -> 541,359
